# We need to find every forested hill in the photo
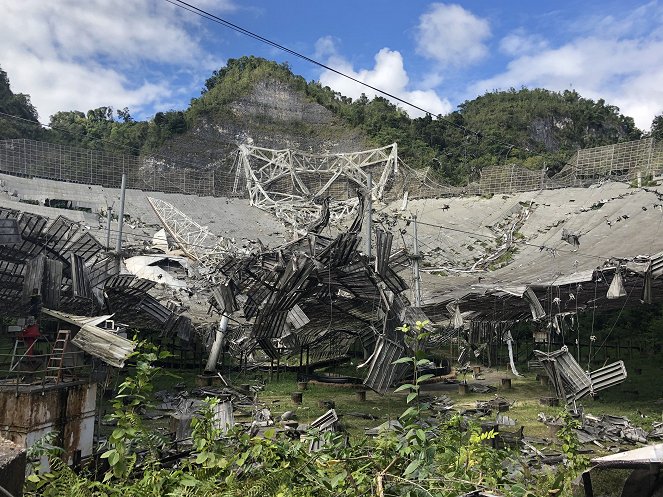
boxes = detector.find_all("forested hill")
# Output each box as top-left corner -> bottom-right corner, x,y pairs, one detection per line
0,68 -> 44,140
1,57 -> 660,185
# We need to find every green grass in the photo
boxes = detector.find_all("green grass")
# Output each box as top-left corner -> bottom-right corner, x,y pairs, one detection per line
113,351 -> 663,451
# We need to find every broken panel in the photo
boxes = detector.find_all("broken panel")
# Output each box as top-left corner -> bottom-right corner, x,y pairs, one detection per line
363,336 -> 409,394
0,218 -> 20,245
42,258 -> 63,309
70,254 -> 92,299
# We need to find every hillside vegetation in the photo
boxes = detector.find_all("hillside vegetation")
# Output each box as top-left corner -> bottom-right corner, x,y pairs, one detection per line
1,57 -> 662,184
0,68 -> 44,140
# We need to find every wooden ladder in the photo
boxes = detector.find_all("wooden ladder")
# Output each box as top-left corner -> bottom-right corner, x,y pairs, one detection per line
45,330 -> 70,384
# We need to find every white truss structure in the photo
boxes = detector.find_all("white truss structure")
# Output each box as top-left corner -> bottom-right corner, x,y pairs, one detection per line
146,196 -> 235,267
235,143 -> 398,229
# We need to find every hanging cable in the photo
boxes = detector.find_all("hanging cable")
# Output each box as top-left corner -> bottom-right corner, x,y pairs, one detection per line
162,0 -> 519,154
589,283 -> 636,364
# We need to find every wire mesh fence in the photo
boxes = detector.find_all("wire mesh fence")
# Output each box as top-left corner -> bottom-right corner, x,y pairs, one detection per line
478,138 -> 663,195
2,138 -> 662,201
553,138 -> 663,187
0,139 -> 246,198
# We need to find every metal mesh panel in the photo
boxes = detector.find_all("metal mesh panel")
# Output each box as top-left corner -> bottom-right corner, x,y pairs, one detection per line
2,138 -> 662,200
479,163 -> 547,195
0,139 -> 244,197
553,138 -> 661,187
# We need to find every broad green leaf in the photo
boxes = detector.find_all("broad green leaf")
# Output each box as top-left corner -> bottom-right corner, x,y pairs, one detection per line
100,449 -> 115,459
392,357 -> 413,365
180,476 -> 198,487
416,373 -> 434,383
399,406 -> 418,419
403,459 -> 421,476
406,392 -> 417,404
394,383 -> 415,393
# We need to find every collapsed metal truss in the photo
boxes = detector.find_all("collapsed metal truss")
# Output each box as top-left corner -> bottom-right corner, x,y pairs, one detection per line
235,143 -> 398,229
146,196 -> 237,268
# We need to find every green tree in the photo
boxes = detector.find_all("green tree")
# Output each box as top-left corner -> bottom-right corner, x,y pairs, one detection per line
0,66 -> 43,139
651,113 -> 663,141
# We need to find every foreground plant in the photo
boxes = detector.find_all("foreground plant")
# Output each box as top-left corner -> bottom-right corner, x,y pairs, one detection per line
25,337 -> 590,497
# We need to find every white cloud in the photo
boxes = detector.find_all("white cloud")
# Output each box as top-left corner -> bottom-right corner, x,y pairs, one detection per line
0,0 -> 234,122
415,3 -> 490,67
499,29 -> 549,57
314,36 -> 339,60
317,43 -> 452,118
471,2 -> 663,131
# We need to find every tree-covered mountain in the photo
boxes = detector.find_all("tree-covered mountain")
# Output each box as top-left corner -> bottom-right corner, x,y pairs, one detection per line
0,67 -> 44,140
0,58 -> 656,184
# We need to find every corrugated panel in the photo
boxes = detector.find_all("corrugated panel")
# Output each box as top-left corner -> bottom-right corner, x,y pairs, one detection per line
524,287 -> 545,320
22,254 -> 45,302
70,254 -> 92,299
44,216 -> 80,255
0,218 -> 20,245
383,267 -> 409,295
137,295 -> 173,324
252,308 -> 288,339
130,277 -> 157,293
286,304 -> 310,329
388,248 -> 410,273
173,315 -> 192,341
71,324 -> 136,368
590,361 -> 627,392
534,348 -> 592,403
42,258 -> 63,309
400,306 -> 430,328
87,255 -> 119,290
545,269 -> 596,287
211,283 -> 238,313
651,251 -> 663,279
363,337 -> 408,394
257,338 -> 281,359
62,231 -> 103,262
375,229 -> 393,276
105,274 -> 136,288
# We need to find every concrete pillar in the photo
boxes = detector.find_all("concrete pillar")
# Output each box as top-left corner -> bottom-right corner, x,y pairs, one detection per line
205,315 -> 228,373
0,437 -> 26,497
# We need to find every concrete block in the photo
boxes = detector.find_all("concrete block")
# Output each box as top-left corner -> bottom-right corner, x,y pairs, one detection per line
0,437 -> 26,497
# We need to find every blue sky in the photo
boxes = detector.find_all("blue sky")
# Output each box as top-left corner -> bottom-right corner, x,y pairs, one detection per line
1,0 -> 663,130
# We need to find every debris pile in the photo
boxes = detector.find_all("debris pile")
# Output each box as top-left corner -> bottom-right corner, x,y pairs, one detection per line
538,412 -> 663,448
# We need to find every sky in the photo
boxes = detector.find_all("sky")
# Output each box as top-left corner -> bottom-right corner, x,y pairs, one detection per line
1,0 -> 663,131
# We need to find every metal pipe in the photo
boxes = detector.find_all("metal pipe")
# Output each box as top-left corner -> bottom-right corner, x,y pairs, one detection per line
105,206 -> 112,250
205,314 -> 228,372
365,173 -> 372,259
115,173 -> 127,254
412,214 -> 421,307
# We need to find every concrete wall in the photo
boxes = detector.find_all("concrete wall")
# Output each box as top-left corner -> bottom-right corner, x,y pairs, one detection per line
0,382 -> 96,466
